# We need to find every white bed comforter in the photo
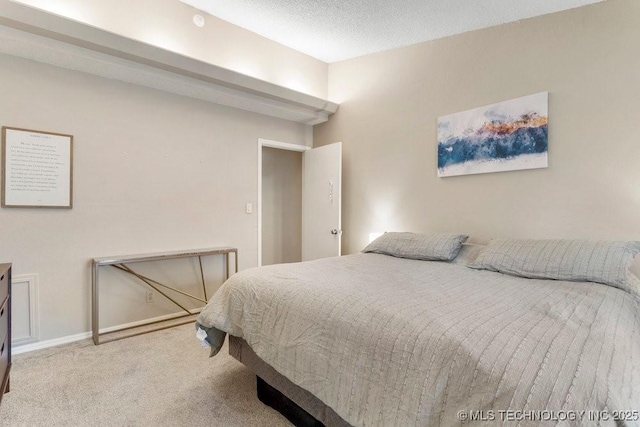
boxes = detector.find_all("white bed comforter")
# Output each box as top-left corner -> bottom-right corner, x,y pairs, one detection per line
197,253 -> 640,426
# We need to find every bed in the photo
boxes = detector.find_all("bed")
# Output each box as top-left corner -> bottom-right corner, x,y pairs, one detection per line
196,235 -> 640,426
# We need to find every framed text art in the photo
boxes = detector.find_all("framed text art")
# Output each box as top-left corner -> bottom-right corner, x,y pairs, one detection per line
1,127 -> 73,208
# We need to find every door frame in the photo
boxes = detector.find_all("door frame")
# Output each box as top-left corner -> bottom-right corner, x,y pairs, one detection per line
257,138 -> 310,267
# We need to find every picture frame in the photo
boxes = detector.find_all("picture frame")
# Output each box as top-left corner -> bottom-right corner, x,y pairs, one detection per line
437,92 -> 548,177
1,126 -> 74,208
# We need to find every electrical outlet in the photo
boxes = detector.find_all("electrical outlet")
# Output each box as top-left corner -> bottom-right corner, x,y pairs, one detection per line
146,291 -> 154,303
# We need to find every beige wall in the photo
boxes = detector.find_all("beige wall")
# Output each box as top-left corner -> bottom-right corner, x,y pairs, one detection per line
314,0 -> 640,254
0,53 -> 309,340
12,0 -> 328,98
261,147 -> 302,265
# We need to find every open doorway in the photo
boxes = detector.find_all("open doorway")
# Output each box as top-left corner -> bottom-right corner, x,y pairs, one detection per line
257,139 -> 309,267
262,147 -> 302,265
257,139 -> 342,267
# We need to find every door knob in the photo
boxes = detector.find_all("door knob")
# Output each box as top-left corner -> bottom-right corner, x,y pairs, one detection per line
331,229 -> 342,235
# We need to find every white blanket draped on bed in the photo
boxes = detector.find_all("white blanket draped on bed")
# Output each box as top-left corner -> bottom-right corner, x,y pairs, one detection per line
197,253 -> 640,426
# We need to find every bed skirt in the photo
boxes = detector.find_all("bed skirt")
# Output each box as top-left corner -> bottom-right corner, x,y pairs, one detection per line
228,335 -> 350,426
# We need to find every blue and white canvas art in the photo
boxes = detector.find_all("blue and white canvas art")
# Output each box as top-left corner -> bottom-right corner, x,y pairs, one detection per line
437,92 -> 548,177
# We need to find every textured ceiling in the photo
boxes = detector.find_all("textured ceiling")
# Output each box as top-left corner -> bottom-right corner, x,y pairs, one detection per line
180,0 -> 604,63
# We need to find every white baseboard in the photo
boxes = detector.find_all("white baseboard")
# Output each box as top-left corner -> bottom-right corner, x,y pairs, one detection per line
98,309 -> 202,334
12,331 -> 92,355
12,309 -> 202,355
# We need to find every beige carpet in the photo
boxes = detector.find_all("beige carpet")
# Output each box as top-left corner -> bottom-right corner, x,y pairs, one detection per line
0,324 -> 290,426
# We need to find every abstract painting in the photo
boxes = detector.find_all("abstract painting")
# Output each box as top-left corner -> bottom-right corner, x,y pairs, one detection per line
437,92 -> 548,177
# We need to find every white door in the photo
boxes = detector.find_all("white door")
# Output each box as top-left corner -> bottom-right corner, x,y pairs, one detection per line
302,142 -> 342,261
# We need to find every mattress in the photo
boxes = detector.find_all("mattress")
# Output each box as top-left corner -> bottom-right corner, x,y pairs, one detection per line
197,252 -> 640,426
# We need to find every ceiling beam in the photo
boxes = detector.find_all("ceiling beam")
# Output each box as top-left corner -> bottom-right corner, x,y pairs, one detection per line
0,0 -> 339,125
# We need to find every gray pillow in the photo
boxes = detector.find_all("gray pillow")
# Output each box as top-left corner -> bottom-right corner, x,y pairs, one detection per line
451,243 -> 485,265
468,238 -> 640,290
362,232 -> 468,261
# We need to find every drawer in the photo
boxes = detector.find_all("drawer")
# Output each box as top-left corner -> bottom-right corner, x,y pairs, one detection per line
0,334 -> 7,382
0,269 -> 7,309
0,299 -> 7,348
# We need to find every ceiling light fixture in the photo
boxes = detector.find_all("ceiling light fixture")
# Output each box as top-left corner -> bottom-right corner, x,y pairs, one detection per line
193,14 -> 205,28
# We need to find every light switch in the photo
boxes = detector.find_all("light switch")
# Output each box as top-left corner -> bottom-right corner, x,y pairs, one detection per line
246,203 -> 253,214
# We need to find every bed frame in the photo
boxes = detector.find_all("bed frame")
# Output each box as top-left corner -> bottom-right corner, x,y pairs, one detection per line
229,335 -> 350,426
